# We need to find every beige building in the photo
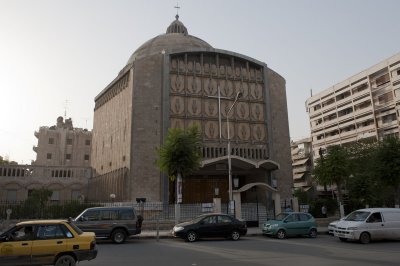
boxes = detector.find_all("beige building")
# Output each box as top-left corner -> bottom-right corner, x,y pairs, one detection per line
33,116 -> 92,167
291,138 -> 313,191
306,53 -> 400,161
0,164 -> 91,202
89,16 -> 293,204
0,117 -> 93,202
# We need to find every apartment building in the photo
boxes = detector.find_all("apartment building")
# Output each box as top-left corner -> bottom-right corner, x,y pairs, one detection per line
306,53 -> 400,160
291,138 -> 313,191
33,116 -> 92,167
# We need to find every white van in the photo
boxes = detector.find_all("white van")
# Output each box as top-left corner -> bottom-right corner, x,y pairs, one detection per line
334,208 -> 400,244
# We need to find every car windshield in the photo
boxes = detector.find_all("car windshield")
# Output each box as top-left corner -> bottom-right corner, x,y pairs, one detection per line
344,211 -> 370,221
68,221 -> 83,235
274,213 -> 290,221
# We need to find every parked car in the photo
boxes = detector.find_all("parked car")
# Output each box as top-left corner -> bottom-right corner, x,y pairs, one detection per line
328,215 -> 348,235
74,206 -> 143,244
172,213 -> 247,242
0,219 -> 97,266
334,208 -> 400,244
262,212 -> 317,239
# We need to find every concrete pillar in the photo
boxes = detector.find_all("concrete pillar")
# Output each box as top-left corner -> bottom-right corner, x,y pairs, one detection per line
213,198 -> 221,213
174,204 -> 181,224
292,197 -> 299,212
339,203 -> 345,218
233,192 -> 241,219
273,192 -> 281,216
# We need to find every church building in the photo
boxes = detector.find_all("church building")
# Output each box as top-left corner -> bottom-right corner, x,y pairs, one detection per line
88,15 -> 293,205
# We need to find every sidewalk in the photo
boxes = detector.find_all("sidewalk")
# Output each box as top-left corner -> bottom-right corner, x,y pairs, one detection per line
137,226 -> 329,239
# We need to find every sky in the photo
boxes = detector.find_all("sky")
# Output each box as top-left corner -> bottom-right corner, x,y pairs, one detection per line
1,0 -> 399,164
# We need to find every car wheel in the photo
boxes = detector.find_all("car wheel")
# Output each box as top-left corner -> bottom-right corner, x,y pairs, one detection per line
186,231 -> 197,242
339,237 -> 347,242
309,228 -> 317,238
276,229 -> 286,239
111,229 -> 127,244
55,254 -> 76,266
359,232 -> 371,244
231,230 -> 240,241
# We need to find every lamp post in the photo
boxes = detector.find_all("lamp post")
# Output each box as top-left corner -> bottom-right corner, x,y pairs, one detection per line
227,91 -> 242,210
109,193 -> 116,205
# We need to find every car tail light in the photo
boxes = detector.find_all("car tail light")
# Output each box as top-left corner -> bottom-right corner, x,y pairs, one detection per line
90,240 -> 96,250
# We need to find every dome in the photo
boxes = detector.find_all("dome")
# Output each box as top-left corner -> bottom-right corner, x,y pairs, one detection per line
127,16 -> 212,65
166,15 -> 188,35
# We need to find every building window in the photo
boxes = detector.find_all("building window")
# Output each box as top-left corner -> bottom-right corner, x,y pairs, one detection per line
71,190 -> 81,200
122,155 -> 126,162
375,73 -> 390,87
84,154 -> 89,161
6,190 -> 17,201
49,138 -> 54,144
50,191 -> 60,201
66,154 -> 71,160
382,113 -> 396,124
47,153 -> 52,160
85,139 -> 91,146
66,138 -> 73,145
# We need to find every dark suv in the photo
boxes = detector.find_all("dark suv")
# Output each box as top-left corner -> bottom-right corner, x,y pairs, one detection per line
74,206 -> 143,244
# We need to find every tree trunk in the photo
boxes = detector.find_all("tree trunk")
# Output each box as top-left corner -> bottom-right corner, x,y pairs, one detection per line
394,185 -> 400,207
176,172 -> 182,204
336,181 -> 342,206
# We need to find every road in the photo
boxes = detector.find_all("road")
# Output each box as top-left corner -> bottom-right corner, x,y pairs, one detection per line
82,235 -> 400,266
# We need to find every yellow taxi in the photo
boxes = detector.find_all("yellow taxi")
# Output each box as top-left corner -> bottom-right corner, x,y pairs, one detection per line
0,219 -> 97,266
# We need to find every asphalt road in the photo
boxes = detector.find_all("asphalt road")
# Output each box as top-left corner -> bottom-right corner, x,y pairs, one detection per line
82,235 -> 400,266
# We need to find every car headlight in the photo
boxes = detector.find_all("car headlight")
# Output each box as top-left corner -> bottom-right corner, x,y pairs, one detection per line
347,227 -> 358,230
329,224 -> 336,228
173,226 -> 184,232
270,224 -> 279,228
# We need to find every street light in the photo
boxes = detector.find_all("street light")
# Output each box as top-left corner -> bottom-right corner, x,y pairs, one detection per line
109,193 -> 116,205
227,91 -> 242,209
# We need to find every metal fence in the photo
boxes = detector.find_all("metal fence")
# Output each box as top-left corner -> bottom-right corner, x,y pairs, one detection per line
0,200 -> 273,229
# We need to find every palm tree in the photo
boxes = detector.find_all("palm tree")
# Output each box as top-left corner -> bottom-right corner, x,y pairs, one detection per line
156,125 -> 202,203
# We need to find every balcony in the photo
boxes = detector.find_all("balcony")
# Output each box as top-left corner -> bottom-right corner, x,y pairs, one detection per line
293,165 -> 311,173
357,130 -> 377,141
340,130 -> 357,138
0,164 -> 92,178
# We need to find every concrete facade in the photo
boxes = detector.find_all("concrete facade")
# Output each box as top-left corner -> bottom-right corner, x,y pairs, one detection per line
291,137 -> 313,191
90,16 -> 293,203
306,53 -> 400,162
33,117 -> 92,167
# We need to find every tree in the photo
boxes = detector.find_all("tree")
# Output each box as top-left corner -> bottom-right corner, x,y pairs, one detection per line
0,156 -> 18,165
346,141 -> 384,208
21,188 -> 53,218
156,125 -> 202,203
373,137 -> 400,206
312,145 -> 350,205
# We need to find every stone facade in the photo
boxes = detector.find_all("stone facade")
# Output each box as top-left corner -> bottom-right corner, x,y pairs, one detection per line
0,164 -> 91,201
90,16 -> 293,203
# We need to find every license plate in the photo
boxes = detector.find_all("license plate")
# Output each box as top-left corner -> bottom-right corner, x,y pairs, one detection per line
337,233 -> 345,238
